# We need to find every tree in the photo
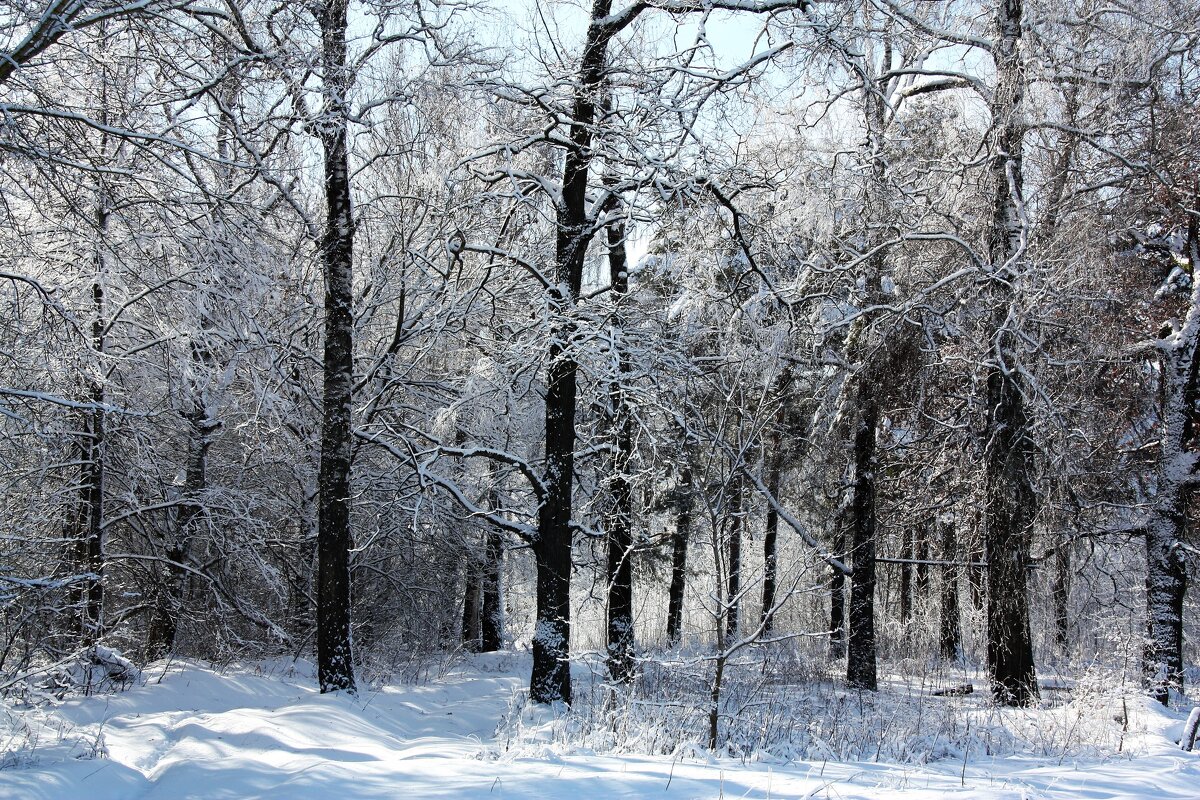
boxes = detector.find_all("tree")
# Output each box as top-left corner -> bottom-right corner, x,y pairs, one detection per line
603,191 -> 637,683
309,0 -> 357,695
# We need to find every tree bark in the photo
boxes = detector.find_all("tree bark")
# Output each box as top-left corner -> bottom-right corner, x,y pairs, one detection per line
1141,183 -> 1199,704
939,517 -> 962,661
529,0 -> 625,705
841,32 -> 893,692
605,203 -> 636,683
847,393 -> 878,691
761,425 -> 783,633
667,463 -> 692,645
899,527 -> 913,624
481,528 -> 504,652
829,524 -> 846,660
984,365 -> 1039,705
145,405 -> 211,660
982,0 -> 1038,708
315,0 -> 356,695
915,526 -> 930,600
1142,440 -> 1190,708
462,565 -> 482,652
725,479 -> 743,640
1052,540 -> 1070,657
71,190 -> 109,649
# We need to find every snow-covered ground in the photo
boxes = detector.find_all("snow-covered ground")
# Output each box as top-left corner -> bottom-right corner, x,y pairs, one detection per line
1,654 -> 1196,799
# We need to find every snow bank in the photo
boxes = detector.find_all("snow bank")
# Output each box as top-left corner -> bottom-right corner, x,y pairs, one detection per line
0,654 -> 1196,799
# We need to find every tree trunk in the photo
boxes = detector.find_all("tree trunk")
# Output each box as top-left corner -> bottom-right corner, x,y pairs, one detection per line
1143,471 -> 1189,706
529,0 -> 620,705
725,479 -> 743,640
605,204 -> 636,684
1142,184 -> 1199,704
667,463 -> 692,646
78,295 -> 105,646
532,306 -> 579,700
981,0 -> 1038,707
315,0 -> 357,695
899,527 -> 913,624
841,37 -> 892,692
708,653 -> 726,751
939,517 -> 962,661
1052,540 -> 1070,657
1137,455 -> 1185,705
462,565 -> 482,652
847,394 -> 878,691
830,524 -> 846,660
915,526 -> 930,600
481,528 -> 503,652
760,369 -> 793,633
83,365 -> 105,647
530,529 -> 572,702
147,325 -> 219,660
1142,523 -> 1189,705
761,429 -> 782,634
73,196 -> 109,648
984,364 -> 1039,706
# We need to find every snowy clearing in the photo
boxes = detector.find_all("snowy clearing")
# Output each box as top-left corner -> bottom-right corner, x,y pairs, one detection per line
2,655 -> 1196,799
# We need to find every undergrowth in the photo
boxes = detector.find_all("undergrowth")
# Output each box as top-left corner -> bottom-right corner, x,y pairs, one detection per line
490,648 -> 1147,765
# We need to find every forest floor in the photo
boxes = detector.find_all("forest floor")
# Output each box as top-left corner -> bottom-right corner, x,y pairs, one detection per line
1,652 -> 1197,799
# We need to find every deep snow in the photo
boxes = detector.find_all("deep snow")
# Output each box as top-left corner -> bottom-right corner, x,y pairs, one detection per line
1,654 -> 1196,799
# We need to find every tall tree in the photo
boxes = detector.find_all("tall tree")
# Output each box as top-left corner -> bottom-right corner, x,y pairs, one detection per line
1141,182 -> 1198,703
604,195 -> 636,683
314,0 -> 357,694
980,0 -> 1039,707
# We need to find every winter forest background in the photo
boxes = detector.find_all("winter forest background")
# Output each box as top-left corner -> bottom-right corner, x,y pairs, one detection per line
2,0 -> 1200,770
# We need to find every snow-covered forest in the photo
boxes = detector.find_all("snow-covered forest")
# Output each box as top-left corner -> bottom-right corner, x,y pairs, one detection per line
2,0 -> 1199,796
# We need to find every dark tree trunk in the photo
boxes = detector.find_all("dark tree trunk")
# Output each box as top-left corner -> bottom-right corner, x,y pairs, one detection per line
847,395 -> 878,691
761,433 -> 782,634
760,369 -> 792,633
899,527 -> 913,624
83,374 -> 104,647
984,364 -> 1039,706
481,528 -> 503,652
63,431 -> 87,643
939,518 -> 962,661
725,480 -> 743,640
707,653 -> 726,751
981,0 -> 1038,708
605,205 -> 636,684
841,43 -> 891,692
315,0 -> 356,695
1052,540 -> 1070,657
533,313 -> 579,700
530,529 -> 572,702
462,565 -> 482,652
74,372 -> 105,648
529,0 -> 624,705
915,526 -> 930,600
73,199 -> 109,648
829,525 -> 846,660
969,537 -> 985,611
667,463 -> 692,645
